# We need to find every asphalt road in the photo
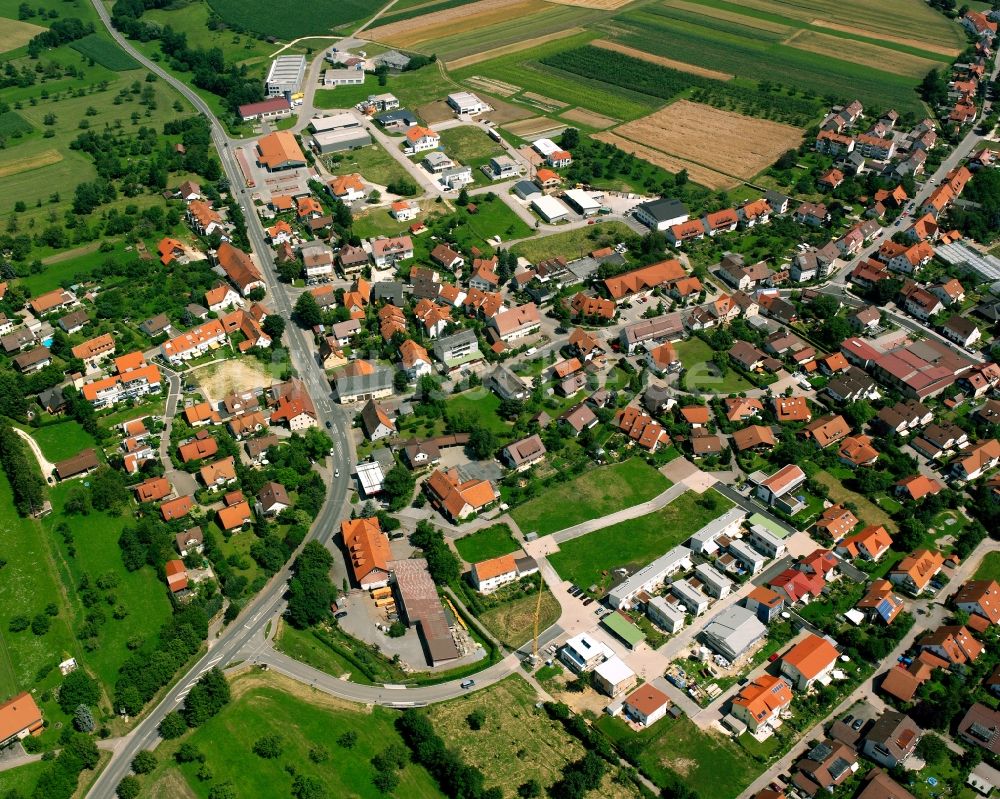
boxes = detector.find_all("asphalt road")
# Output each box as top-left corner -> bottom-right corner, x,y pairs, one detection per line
85,4 -> 356,795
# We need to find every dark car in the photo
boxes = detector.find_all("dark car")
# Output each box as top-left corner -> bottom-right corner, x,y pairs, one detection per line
325,420 -> 332,429
582,597 -> 594,606
335,610 -> 348,619
851,718 -> 864,731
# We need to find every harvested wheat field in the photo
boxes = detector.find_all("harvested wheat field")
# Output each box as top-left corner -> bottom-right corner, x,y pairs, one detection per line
785,29 -> 940,78
446,28 -> 584,69
195,359 -> 276,404
0,19 -> 46,53
611,100 -> 804,181
466,75 -> 521,97
594,132 -> 734,189
592,39 -> 733,81
366,0 -> 547,47
0,149 -> 62,179
560,107 -> 618,129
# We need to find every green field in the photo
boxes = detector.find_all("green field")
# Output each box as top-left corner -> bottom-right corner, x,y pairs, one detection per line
548,491 -> 735,591
324,143 -> 414,189
0,761 -> 47,797
597,713 -> 758,799
450,31 -> 656,122
976,551 -> 1000,582
455,523 -> 520,563
480,589 -> 561,648
511,221 -> 633,262
0,474 -> 78,698
70,33 -> 139,70
206,0 -> 382,38
445,389 -> 513,436
510,458 -> 671,536
675,338 -> 755,394
143,673 -> 445,799
43,483 -> 173,690
21,421 -> 98,462
0,109 -> 33,137
607,5 -> 934,115
427,676 -> 640,798
314,82 -> 379,110
144,1 -> 274,65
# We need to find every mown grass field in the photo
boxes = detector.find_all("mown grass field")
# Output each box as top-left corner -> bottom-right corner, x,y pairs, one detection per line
510,221 -> 632,262
0,109 -> 33,137
21,420 -> 97,462
142,672 -> 445,799
324,142 -> 414,189
438,125 -> 504,166
0,761 -> 47,797
675,338 -> 755,393
70,33 -> 139,70
813,470 -> 896,533
548,491 -> 735,591
427,676 -> 640,798
597,713 -> 758,799
510,458 -> 671,537
454,523 -> 520,562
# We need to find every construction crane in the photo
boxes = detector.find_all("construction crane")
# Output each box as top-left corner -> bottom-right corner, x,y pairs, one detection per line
531,574 -> 545,663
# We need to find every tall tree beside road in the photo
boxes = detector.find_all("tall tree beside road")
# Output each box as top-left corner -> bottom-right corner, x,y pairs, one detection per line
285,541 -> 335,628
293,291 -> 322,329
383,462 -> 416,511
262,314 -> 286,342
0,421 -> 46,515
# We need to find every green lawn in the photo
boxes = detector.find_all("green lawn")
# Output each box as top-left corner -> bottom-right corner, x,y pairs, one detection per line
20,421 -> 98,462
454,523 -> 520,563
511,221 -> 633,263
597,714 -> 758,799
976,551 -> 1000,582
675,338 -> 755,394
43,483 -> 173,691
142,674 -> 445,799
438,126 -> 504,166
511,458 -> 671,537
0,761 -> 48,797
325,143 -> 414,190
549,491 -> 734,593
275,624 -> 376,685
445,388 -> 513,436
314,82 -> 382,111
449,195 -> 534,249
479,589 -> 561,648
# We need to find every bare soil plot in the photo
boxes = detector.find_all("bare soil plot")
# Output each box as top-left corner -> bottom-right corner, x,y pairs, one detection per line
445,27 -> 584,69
0,19 -> 45,52
593,131 -> 734,189
505,116 -> 567,138
591,39 -> 733,81
483,94 -> 534,123
194,358 -> 276,403
610,100 -> 803,181
523,91 -> 569,109
810,18 -> 960,56
0,149 -> 62,179
415,99 -> 455,124
785,29 -> 940,79
560,107 -> 618,129
366,0 -> 547,47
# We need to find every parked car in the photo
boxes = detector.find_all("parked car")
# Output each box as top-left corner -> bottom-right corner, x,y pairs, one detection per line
851,718 -> 864,731
460,679 -> 475,689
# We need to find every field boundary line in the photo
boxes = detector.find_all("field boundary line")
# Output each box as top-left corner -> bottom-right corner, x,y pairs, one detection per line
590,38 -> 734,81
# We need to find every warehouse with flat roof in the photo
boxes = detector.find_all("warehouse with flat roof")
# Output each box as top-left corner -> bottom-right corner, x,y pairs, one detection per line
265,55 -> 306,98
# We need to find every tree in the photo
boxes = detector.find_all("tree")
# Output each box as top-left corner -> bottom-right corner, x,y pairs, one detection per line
262,314 -> 285,342
158,711 -> 187,739
394,369 -> 410,392
456,188 -> 469,207
208,784 -> 238,799
466,708 -> 486,730
518,779 -> 542,798
337,730 -> 358,749
292,775 -> 326,799
175,743 -> 204,763
31,614 -> 50,635
90,466 -> 128,511
411,520 -> 460,584
59,670 -> 99,713
73,704 -> 95,732
560,127 -> 580,150
116,776 -> 141,799
253,734 -> 284,759
285,541 -> 335,628
292,291 -> 322,329
131,751 -> 156,774
181,667 -> 231,727
916,733 -> 948,764
466,426 -> 499,460
383,462 -> 415,512
373,769 -> 399,794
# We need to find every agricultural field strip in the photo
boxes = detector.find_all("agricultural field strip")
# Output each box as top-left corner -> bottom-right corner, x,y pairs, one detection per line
593,132 -> 735,189
662,0 -> 955,61
590,39 -> 734,82
445,27 -> 586,69
365,0 -> 548,47
609,10 -> 928,114
782,28 -> 940,79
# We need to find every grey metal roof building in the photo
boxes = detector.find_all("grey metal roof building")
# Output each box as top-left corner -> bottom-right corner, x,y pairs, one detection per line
701,606 -> 767,661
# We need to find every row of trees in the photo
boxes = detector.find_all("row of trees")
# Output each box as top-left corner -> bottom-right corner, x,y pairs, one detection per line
285,541 -> 336,629
0,420 -> 46,515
